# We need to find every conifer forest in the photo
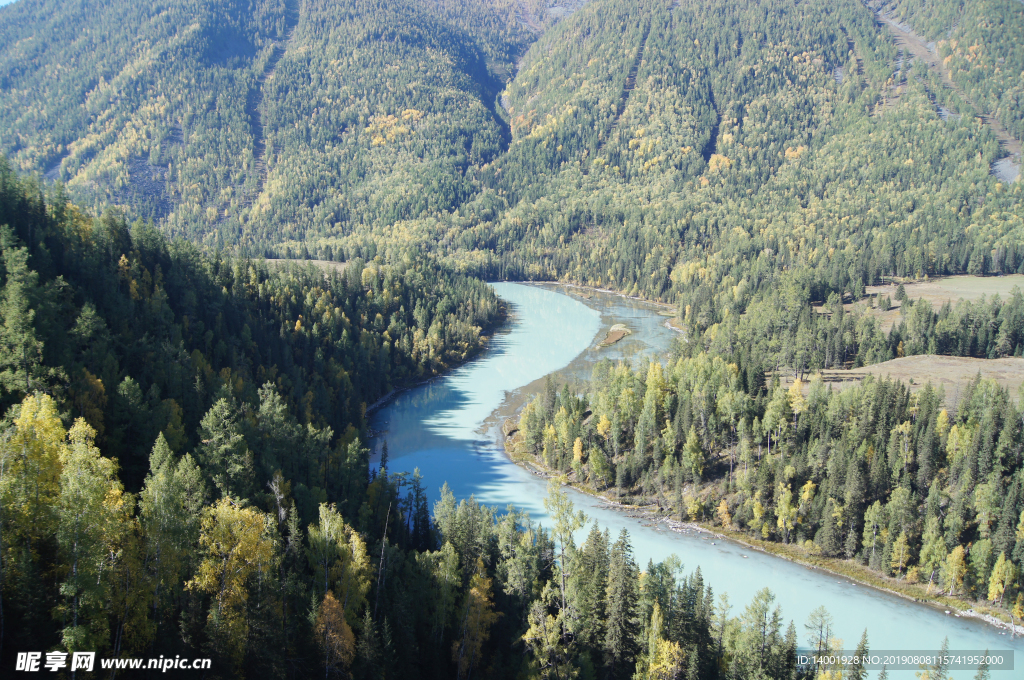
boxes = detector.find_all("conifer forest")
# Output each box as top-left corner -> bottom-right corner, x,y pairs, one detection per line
1,0 -> 1024,677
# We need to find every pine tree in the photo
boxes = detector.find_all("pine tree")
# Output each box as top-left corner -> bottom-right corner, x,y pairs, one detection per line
0,230 -> 48,401
920,637 -> 951,680
848,629 -> 870,680
817,499 -> 842,558
196,398 -> 254,499
604,529 -> 639,679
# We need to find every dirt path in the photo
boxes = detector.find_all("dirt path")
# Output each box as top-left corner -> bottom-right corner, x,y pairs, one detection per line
231,0 -> 301,218
874,8 -> 1022,176
596,22 -> 650,156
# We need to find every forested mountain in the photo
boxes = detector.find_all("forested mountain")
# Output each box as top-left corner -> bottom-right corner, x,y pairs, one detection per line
2,0 -> 1024,674
0,167 -> 831,679
2,0 -> 1021,316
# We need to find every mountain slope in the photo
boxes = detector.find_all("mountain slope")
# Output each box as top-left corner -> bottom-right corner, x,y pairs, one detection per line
1,0 -> 1023,318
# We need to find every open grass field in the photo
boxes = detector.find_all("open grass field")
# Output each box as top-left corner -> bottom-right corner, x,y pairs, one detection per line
825,275 -> 1024,332
866,274 -> 1024,305
779,355 -> 1024,408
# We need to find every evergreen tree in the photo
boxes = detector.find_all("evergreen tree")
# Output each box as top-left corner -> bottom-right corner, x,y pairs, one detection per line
604,529 -> 639,678
196,398 -> 254,500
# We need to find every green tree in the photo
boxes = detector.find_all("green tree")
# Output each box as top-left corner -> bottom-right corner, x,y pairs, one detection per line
56,419 -> 128,654
544,478 -> 588,634
739,587 -> 784,677
306,503 -> 370,625
848,629 -> 870,680
139,433 -> 203,629
604,529 -> 639,678
0,230 -> 46,399
681,426 -> 705,482
195,398 -> 253,499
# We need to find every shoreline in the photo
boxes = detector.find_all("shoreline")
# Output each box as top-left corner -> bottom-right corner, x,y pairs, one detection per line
366,299 -> 510,419
527,280 -> 678,310
503,424 -> 1024,638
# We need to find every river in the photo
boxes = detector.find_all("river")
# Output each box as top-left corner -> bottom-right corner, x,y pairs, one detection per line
370,282 -> 1021,678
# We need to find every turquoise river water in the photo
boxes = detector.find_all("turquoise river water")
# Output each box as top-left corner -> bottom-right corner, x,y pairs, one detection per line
370,282 -> 1022,678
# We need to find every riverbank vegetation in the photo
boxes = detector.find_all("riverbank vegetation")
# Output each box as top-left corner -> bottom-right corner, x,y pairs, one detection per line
3,0 -> 1024,672
0,152 -> 853,679
509,293 -> 1024,626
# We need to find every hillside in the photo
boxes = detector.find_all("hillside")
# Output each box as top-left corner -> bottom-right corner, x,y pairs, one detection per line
4,0 -> 1024,675
0,165 -> 827,680
0,0 -> 1020,305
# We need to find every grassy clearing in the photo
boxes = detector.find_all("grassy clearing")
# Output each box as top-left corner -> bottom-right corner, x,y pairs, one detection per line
780,355 -> 1024,407
812,275 -> 1024,332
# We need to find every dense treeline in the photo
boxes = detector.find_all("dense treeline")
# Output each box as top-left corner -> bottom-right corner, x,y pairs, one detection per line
0,156 -> 502,493
4,0 -> 1023,323
690,283 -> 1024,379
879,0 -> 1024,141
3,389 -> 826,680
512,332 -> 1024,622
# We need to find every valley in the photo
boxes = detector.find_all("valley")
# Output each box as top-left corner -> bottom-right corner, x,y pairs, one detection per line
2,0 -> 1024,677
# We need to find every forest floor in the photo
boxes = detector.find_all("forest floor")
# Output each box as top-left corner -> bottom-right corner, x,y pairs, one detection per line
503,430 -> 1024,636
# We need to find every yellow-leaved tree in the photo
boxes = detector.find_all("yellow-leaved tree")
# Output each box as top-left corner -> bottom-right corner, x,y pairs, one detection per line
314,591 -> 356,677
3,394 -> 64,547
187,497 -> 279,666
306,502 -> 371,625
452,558 -> 499,680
